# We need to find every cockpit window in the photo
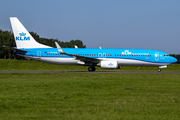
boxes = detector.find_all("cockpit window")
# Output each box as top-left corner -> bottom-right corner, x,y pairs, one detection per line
164,54 -> 169,57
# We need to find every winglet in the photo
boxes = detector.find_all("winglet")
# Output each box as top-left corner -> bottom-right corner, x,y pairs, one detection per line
55,42 -> 64,53
75,45 -> 78,48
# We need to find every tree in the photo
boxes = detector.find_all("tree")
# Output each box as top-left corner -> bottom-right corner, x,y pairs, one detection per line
0,30 -> 86,59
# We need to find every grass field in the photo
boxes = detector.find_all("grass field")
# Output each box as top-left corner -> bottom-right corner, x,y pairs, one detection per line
0,73 -> 180,120
0,59 -> 180,71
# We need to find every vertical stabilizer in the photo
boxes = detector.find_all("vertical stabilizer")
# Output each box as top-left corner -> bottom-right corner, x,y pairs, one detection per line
10,17 -> 52,48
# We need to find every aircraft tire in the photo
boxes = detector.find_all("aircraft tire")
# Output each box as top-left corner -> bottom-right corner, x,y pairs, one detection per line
88,67 -> 93,72
92,67 -> 96,71
158,68 -> 161,72
88,66 -> 96,72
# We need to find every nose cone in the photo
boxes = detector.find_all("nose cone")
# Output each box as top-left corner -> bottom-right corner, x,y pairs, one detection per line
170,56 -> 177,63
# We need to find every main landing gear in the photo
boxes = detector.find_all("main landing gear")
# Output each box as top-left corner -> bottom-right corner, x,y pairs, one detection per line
157,68 -> 161,72
88,66 -> 96,72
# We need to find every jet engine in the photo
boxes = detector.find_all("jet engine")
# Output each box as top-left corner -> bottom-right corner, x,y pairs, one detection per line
98,61 -> 119,69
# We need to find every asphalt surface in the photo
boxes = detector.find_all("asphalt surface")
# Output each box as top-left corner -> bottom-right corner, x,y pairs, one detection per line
0,71 -> 180,74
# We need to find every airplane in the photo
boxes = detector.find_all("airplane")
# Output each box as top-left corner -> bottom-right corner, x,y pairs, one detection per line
6,17 -> 177,72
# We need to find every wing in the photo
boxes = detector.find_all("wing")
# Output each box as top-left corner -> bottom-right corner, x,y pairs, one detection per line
55,42 -> 100,63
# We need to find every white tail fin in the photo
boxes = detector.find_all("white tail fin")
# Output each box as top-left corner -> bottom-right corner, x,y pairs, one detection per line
10,17 -> 52,48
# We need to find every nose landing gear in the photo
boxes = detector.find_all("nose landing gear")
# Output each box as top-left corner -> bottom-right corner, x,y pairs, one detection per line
157,68 -> 161,72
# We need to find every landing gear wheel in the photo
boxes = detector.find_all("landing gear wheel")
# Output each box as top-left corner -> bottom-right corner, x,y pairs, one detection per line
158,68 -> 161,72
92,67 -> 96,71
88,67 -> 93,71
88,66 -> 96,72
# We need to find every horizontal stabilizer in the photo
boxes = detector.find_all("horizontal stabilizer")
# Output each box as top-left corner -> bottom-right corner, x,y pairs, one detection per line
3,45 -> 27,52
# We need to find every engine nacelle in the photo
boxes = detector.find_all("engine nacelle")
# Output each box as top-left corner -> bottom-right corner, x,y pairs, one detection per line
100,61 -> 119,69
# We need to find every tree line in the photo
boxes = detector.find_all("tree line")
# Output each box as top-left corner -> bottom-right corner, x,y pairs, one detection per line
0,29 -> 179,63
0,29 -> 86,59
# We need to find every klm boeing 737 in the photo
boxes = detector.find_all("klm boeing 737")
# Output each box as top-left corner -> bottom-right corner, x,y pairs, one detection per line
7,17 -> 177,72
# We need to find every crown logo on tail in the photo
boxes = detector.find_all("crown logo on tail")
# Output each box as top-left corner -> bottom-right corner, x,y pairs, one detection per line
16,32 -> 30,41
19,32 -> 26,36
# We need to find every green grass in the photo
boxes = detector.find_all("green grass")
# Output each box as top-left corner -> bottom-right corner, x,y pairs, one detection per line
0,59 -> 180,71
0,73 -> 180,119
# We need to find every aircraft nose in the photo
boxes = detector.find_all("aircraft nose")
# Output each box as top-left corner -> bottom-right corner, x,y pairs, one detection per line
171,56 -> 177,63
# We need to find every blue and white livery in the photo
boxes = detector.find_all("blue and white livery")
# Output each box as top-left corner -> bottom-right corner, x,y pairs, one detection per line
9,17 -> 177,72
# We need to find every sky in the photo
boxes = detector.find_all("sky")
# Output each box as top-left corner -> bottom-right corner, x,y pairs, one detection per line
0,0 -> 180,54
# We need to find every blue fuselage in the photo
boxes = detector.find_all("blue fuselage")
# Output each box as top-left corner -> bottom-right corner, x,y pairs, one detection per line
16,48 -> 177,67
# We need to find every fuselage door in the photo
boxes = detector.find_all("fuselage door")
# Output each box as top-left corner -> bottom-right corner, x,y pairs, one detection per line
37,51 -> 41,58
98,53 -> 102,58
155,52 -> 159,61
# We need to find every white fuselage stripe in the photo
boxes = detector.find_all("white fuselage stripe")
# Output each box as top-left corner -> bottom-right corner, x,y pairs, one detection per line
19,54 -> 170,66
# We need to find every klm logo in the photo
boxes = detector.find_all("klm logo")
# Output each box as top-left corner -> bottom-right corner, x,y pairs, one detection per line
16,32 -> 30,41
108,63 -> 113,66
122,50 -> 131,55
